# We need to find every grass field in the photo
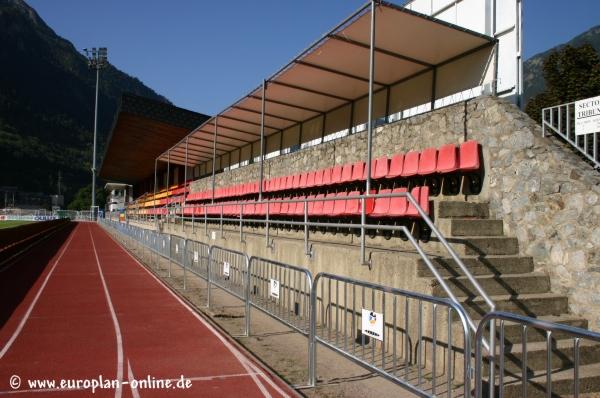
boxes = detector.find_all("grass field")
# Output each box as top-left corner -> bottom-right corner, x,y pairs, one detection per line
0,220 -> 33,229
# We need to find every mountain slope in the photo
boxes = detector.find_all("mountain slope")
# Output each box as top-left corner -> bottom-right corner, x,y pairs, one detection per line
523,25 -> 600,105
0,0 -> 169,203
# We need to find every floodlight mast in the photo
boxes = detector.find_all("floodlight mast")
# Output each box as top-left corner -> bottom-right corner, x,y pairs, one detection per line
83,47 -> 108,216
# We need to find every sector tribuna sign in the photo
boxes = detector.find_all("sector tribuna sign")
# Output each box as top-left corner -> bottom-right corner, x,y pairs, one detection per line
575,95 -> 600,136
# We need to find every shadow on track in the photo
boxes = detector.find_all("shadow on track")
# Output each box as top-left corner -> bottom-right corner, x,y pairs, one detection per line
0,222 -> 76,327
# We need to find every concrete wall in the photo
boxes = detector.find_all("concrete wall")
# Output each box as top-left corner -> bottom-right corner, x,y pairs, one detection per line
189,95 -> 600,329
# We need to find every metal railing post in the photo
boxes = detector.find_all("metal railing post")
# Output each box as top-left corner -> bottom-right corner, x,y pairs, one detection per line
220,204 -> 224,238
239,207 -> 244,242
304,200 -> 311,257
168,235 -> 172,278
183,239 -> 187,290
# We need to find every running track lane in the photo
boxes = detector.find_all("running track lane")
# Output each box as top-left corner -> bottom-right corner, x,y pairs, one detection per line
0,223 -> 297,398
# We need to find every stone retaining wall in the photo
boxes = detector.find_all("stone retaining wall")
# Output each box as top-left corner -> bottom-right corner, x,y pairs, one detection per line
190,95 -> 600,329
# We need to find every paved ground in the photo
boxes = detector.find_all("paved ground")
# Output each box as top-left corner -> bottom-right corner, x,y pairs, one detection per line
0,222 -> 297,397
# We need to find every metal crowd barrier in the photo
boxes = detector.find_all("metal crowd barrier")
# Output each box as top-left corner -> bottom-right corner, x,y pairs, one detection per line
309,272 -> 472,397
475,311 -> 600,398
246,256 -> 313,386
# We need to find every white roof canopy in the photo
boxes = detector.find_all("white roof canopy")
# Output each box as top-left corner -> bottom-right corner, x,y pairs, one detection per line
160,1 -> 495,167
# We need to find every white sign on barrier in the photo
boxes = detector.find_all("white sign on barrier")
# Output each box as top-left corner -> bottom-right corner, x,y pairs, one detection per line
175,244 -> 179,254
193,251 -> 199,263
223,261 -> 230,278
269,279 -> 280,299
361,309 -> 384,341
211,231 -> 216,240
575,95 -> 600,135
162,240 -> 165,248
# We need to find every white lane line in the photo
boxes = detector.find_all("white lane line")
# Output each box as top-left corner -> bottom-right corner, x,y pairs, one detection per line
0,387 -> 85,395
101,227 -> 290,398
127,359 -> 141,398
0,224 -> 78,360
88,225 -> 124,398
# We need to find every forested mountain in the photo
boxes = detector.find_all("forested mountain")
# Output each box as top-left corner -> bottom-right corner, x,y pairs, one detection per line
0,0 -> 169,204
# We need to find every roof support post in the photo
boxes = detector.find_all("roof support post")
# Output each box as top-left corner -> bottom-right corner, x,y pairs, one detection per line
153,158 -> 158,230
211,116 -> 218,204
166,151 -> 170,225
183,136 -> 189,230
361,0 -> 376,268
430,67 -> 437,111
259,80 -> 266,201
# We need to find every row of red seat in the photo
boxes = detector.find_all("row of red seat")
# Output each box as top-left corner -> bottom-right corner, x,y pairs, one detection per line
184,140 -> 479,202
178,186 -> 429,219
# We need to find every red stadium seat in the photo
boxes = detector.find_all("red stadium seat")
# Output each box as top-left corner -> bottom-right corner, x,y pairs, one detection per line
310,193 -> 325,216
388,187 -> 408,216
362,160 -> 377,180
299,173 -> 308,188
330,165 -> 343,185
292,174 -> 301,189
350,161 -> 365,181
306,171 -> 316,188
306,194 -> 316,214
371,189 -> 392,217
280,197 -> 290,215
322,193 -> 336,215
269,198 -> 282,215
275,177 -> 284,192
406,186 -> 430,217
437,144 -> 458,173
322,167 -> 333,186
459,140 -> 480,171
418,147 -> 437,175
340,164 -> 353,184
401,151 -> 419,177
293,196 -> 306,216
332,192 -> 348,216
243,202 -> 255,216
285,175 -> 294,190
255,202 -> 266,216
314,169 -> 324,186
373,156 -> 389,179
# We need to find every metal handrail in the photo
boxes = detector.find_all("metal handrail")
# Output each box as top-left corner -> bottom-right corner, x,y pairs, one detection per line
475,311 -> 600,398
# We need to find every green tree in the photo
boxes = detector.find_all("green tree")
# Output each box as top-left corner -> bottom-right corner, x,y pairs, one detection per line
526,44 -> 600,122
67,184 -> 106,210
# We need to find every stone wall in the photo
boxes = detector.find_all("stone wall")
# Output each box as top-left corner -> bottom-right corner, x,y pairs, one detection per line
189,95 -> 600,329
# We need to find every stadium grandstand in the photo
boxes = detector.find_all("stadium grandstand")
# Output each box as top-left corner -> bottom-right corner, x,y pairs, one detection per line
3,1 -> 600,397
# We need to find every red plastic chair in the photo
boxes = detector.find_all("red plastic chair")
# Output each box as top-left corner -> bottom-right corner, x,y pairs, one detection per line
292,174 -> 301,189
406,186 -> 430,217
322,168 -> 333,186
314,170 -> 324,186
340,164 -> 353,184
269,198 -> 282,215
330,165 -> 343,185
285,175 -> 294,191
306,172 -> 316,188
362,160 -> 377,180
299,173 -> 309,189
388,187 -> 408,217
373,156 -> 389,179
332,192 -> 348,216
371,189 -> 392,217
418,148 -> 437,176
437,144 -> 458,173
310,194 -> 325,216
459,140 -> 480,171
322,193 -> 336,216
350,161 -> 365,181
401,151 -> 419,177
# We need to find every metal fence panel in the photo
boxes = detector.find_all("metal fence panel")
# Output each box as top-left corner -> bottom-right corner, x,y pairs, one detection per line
170,235 -> 186,266
310,272 -> 472,397
208,246 -> 249,303
185,239 -> 210,280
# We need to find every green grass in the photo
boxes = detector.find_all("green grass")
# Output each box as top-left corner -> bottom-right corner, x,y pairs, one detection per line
0,220 -> 33,229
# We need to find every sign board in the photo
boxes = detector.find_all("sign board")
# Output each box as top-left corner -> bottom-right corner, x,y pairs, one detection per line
223,261 -> 230,278
269,279 -> 280,299
361,309 -> 384,342
175,244 -> 179,254
162,240 -> 165,248
575,95 -> 600,135
211,231 -> 216,240
193,251 -> 199,263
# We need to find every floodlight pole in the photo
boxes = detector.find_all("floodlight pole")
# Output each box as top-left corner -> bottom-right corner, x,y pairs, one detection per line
258,79 -> 266,201
92,67 -> 99,211
211,116 -> 218,203
361,0 -> 376,267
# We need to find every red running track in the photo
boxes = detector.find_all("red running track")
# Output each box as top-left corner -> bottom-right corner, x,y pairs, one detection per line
0,223 -> 297,398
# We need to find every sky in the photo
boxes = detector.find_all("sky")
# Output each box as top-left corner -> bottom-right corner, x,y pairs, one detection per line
27,0 -> 600,115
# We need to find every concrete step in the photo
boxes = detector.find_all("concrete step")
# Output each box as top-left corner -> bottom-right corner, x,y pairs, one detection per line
483,339 -> 600,375
499,363 -> 600,398
429,236 -> 519,256
436,201 -> 489,219
494,314 -> 589,345
459,293 -> 570,320
437,218 -> 504,237
432,273 -> 551,297
417,255 -> 534,277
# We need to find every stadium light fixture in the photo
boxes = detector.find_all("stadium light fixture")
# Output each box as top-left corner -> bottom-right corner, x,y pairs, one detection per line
83,47 -> 108,216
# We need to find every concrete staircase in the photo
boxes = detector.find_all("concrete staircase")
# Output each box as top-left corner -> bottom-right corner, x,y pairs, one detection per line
419,201 -> 600,397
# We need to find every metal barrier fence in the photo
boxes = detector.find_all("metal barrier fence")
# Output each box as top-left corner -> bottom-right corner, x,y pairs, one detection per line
542,101 -> 600,169
246,256 -> 313,386
475,311 -> 600,398
309,272 -> 472,398
99,219 -> 600,397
